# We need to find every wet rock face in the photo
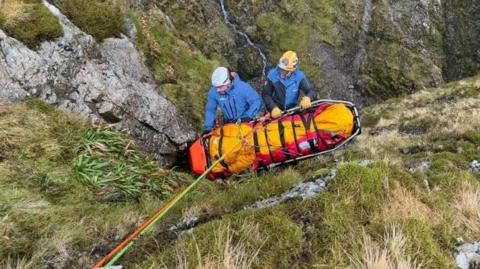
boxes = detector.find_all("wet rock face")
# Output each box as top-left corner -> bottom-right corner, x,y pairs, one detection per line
443,0 -> 480,81
0,1 -> 196,167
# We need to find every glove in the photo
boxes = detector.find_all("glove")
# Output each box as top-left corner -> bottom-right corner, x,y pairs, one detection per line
300,96 -> 312,110
240,117 -> 252,123
271,107 -> 283,119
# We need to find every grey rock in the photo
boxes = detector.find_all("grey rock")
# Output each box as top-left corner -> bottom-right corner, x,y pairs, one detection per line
358,160 -> 375,167
455,242 -> 480,269
169,216 -> 200,234
471,160 -> 480,173
0,0 -> 196,167
409,161 -> 432,173
249,169 -> 337,209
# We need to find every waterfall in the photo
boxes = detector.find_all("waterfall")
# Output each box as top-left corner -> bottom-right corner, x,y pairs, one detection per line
219,0 -> 268,77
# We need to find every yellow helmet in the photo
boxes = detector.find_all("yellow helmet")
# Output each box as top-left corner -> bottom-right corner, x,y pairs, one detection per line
278,51 -> 298,72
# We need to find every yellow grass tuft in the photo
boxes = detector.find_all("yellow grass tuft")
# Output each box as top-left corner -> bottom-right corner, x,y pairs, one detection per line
376,184 -> 438,224
349,226 -> 422,269
174,222 -> 265,269
0,0 -> 32,27
454,182 -> 480,237
2,257 -> 33,269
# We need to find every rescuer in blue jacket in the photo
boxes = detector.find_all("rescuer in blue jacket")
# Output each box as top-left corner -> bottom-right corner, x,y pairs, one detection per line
262,51 -> 317,118
203,67 -> 262,133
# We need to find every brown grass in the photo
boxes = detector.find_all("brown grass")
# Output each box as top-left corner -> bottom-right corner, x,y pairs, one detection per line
174,222 -> 265,269
454,182 -> 480,238
0,0 -> 31,27
2,257 -> 33,269
349,226 -> 422,269
375,184 -> 438,224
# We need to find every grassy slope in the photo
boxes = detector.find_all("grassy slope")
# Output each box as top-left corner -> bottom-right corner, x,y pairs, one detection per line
3,75 -> 477,268
122,75 -> 479,268
0,100 -> 189,268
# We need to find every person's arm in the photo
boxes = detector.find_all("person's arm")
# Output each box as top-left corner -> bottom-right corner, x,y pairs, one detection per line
203,90 -> 217,131
262,79 -> 278,111
300,76 -> 317,100
244,84 -> 262,119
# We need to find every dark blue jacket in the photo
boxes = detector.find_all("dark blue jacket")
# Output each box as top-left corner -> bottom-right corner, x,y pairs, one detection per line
262,68 -> 317,111
203,74 -> 262,131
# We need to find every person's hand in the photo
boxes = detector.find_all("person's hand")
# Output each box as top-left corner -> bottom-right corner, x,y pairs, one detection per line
271,107 -> 283,119
300,96 -> 312,110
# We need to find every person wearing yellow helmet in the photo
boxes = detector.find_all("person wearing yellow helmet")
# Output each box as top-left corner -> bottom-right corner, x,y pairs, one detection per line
262,51 -> 317,119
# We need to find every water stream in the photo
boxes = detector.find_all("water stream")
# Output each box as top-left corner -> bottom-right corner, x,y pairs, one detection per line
219,0 -> 268,77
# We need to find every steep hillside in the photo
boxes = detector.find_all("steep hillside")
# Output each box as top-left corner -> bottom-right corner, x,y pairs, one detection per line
1,75 -> 478,268
2,0 -> 479,138
140,0 -> 480,106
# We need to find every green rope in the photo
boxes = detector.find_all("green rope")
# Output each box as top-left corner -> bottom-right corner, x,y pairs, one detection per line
103,131 -> 244,268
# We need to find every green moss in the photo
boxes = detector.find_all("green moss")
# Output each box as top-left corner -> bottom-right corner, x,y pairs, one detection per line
0,12 -> 5,25
443,0 -> 480,80
287,163 -> 389,266
402,219 -> 455,269
52,0 -> 124,41
0,0 -> 63,49
463,130 -> 480,145
361,110 -> 381,128
361,42 -> 438,100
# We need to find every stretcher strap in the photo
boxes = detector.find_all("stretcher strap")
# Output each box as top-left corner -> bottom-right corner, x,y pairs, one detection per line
218,127 -> 229,170
300,112 -> 317,153
309,111 -> 323,150
253,130 -> 260,154
277,120 -> 290,160
263,124 -> 275,163
291,116 -> 301,154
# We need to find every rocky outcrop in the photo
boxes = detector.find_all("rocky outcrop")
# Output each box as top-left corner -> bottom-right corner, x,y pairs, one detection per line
0,0 -> 196,167
456,242 -> 480,269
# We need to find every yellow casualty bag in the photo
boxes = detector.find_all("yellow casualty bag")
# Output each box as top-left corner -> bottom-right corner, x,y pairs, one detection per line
208,123 -> 256,175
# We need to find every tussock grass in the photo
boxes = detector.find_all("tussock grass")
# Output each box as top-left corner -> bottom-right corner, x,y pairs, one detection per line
52,0 -> 124,41
174,222 -> 264,269
0,0 -> 30,26
74,127 -> 181,202
2,257 -> 34,269
349,226 -> 421,269
454,181 -> 480,238
0,0 -> 62,49
0,100 -> 188,267
376,183 -> 438,224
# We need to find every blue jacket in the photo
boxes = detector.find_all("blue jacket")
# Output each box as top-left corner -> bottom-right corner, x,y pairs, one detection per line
203,74 -> 262,131
262,68 -> 317,111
